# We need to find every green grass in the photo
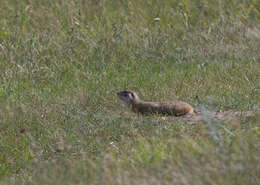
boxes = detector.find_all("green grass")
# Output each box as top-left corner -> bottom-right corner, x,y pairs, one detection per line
0,0 -> 260,184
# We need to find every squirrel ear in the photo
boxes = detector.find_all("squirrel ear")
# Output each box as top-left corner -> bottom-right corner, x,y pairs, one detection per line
130,92 -> 135,98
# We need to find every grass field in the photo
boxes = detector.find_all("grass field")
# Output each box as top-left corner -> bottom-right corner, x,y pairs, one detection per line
0,0 -> 260,184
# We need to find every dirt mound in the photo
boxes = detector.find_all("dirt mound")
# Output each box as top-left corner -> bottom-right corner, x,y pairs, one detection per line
173,110 -> 260,124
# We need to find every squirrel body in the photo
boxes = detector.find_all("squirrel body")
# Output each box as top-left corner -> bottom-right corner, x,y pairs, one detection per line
117,89 -> 194,116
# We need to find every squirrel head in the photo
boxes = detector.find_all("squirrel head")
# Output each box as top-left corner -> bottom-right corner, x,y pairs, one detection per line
117,89 -> 140,107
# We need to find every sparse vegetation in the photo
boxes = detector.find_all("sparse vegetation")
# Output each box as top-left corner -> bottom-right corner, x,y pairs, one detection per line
0,0 -> 260,184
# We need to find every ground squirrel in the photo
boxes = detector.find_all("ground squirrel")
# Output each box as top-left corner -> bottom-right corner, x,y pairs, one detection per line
117,89 -> 194,116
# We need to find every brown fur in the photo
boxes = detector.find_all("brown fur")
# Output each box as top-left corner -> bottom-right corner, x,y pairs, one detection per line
117,89 -> 194,116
